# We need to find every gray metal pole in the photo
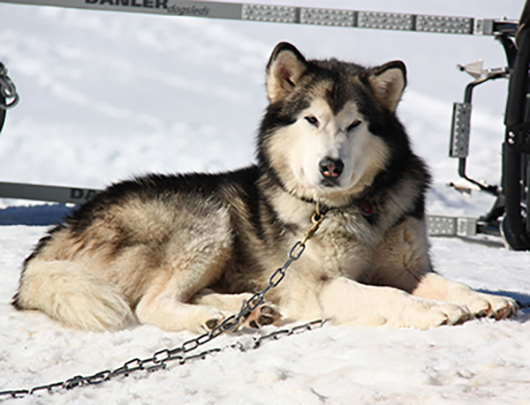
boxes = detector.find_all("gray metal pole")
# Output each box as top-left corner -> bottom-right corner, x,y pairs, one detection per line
0,0 -> 500,36
0,181 -> 100,204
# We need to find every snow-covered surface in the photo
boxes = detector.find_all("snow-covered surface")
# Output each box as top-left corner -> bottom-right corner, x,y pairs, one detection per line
1,0 -> 530,403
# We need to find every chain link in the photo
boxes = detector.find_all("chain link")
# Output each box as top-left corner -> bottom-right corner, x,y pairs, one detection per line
0,62 -> 19,110
0,207 -> 326,400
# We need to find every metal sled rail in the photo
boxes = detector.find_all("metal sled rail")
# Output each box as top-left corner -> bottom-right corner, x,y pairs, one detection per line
0,181 -> 481,238
0,181 -> 98,204
0,0 -> 517,37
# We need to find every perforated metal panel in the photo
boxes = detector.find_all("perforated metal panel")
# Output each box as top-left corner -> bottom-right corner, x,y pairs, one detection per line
242,4 -> 297,23
450,102 -> 472,158
300,8 -> 355,27
428,216 -> 457,236
357,11 -> 413,31
416,15 -> 472,34
427,215 -> 477,237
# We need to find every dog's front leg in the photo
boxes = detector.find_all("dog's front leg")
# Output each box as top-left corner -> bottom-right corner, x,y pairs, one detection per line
374,217 -> 517,321
319,277 -> 470,329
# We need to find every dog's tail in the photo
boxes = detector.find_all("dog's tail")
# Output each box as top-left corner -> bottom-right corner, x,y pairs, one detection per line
13,259 -> 136,331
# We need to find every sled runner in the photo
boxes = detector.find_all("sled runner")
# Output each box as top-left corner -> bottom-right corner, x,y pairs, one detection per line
0,0 -> 528,249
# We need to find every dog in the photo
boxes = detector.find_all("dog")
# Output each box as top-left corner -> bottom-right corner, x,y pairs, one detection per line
13,42 -> 517,333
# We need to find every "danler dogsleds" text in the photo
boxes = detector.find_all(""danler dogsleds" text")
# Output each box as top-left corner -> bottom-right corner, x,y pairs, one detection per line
84,0 -> 210,16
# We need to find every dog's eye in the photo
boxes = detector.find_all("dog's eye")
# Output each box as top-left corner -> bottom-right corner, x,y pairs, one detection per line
305,116 -> 319,127
347,119 -> 362,132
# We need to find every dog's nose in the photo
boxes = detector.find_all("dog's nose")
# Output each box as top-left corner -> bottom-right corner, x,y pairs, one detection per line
319,157 -> 344,178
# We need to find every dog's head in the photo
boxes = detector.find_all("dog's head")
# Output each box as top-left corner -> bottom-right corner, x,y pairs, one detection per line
258,42 -> 410,206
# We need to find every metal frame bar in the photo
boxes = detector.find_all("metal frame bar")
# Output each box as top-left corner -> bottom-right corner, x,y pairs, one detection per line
0,0 -> 514,36
0,181 -> 99,204
0,180 -> 479,237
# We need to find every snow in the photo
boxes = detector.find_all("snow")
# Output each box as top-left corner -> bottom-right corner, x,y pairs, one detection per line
1,0 -> 530,403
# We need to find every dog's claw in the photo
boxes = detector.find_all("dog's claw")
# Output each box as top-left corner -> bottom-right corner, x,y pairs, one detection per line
205,318 -> 221,330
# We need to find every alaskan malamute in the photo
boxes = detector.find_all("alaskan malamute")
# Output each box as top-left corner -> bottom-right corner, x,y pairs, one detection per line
14,42 -> 517,333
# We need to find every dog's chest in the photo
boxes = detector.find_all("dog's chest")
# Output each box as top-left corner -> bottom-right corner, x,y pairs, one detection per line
304,211 -> 379,280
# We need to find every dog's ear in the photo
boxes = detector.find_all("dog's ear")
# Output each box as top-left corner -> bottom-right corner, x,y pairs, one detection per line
266,42 -> 308,103
369,61 -> 407,112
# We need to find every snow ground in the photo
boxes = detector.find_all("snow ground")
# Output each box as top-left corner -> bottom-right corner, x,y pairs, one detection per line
1,0 -> 530,403
1,226 -> 530,404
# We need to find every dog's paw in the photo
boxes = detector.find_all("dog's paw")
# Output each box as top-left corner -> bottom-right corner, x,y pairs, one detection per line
243,303 -> 282,329
464,293 -> 518,320
392,300 -> 471,330
200,304 -> 282,332
425,302 -> 471,327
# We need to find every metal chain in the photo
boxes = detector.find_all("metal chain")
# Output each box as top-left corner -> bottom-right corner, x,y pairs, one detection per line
0,206 -> 326,400
0,319 -> 326,400
0,63 -> 19,110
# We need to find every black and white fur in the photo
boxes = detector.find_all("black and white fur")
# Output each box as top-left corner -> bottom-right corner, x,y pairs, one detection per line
13,43 -> 517,333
